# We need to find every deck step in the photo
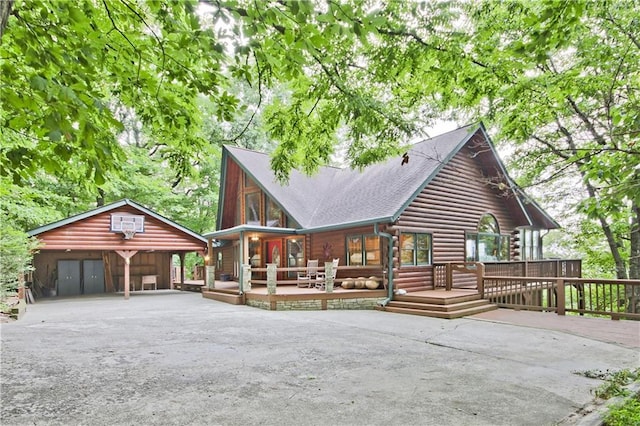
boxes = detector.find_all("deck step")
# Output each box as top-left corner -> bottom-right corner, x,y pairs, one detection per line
202,290 -> 245,305
380,301 -> 497,319
394,293 -> 482,305
174,283 -> 204,292
386,299 -> 490,312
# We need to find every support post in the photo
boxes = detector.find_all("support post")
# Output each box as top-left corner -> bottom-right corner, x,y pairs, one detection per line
179,252 -> 186,290
238,232 -> 245,293
446,263 -> 453,291
267,263 -> 277,295
115,250 -> 138,300
324,261 -> 334,293
205,238 -> 214,289
206,265 -> 216,289
242,264 -> 252,292
477,263 -> 485,298
556,278 -> 565,316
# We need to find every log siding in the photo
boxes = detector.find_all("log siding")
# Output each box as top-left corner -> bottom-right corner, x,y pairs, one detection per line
394,145 -> 518,292
35,206 -> 205,252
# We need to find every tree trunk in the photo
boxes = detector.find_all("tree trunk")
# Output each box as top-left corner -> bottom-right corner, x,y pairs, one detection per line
564,129 -> 628,279
96,188 -> 105,207
630,201 -> 640,280
0,0 -> 13,43
583,180 -> 628,279
628,202 -> 640,315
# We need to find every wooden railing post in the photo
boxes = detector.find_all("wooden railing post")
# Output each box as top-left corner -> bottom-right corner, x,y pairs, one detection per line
556,279 -> 565,316
477,263 -> 485,298
446,263 -> 453,291
266,264 -> 277,295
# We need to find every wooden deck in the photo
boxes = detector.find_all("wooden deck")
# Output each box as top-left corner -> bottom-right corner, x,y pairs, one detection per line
199,281 -> 497,318
201,280 -> 388,310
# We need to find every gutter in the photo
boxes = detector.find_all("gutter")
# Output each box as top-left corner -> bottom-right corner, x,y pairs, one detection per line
374,223 -> 394,306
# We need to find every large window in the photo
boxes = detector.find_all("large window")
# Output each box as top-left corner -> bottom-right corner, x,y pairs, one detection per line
466,214 -> 510,261
245,192 -> 260,226
249,238 -> 261,267
347,235 -> 381,265
266,197 -> 282,227
400,233 -> 432,266
286,239 -> 304,278
520,229 -> 541,260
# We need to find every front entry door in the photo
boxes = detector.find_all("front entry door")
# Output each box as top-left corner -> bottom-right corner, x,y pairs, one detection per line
266,240 -> 283,279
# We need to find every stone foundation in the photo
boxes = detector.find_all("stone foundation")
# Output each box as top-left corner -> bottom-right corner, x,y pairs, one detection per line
327,297 -> 386,310
244,294 -> 386,311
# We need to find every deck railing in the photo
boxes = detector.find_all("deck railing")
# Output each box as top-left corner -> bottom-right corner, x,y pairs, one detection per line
434,259 -> 582,290
482,276 -> 640,320
248,264 -> 385,289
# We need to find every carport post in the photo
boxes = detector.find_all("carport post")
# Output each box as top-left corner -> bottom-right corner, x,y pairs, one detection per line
115,250 -> 138,300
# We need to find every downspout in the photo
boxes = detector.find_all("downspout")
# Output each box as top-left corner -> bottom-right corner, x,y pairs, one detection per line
540,229 -> 550,259
238,231 -> 244,294
374,223 -> 394,306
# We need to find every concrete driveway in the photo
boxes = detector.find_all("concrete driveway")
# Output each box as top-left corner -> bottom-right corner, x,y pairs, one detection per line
1,291 -> 638,426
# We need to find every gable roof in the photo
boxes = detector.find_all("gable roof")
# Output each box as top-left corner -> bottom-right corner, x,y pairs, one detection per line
28,199 -> 207,243
219,123 -> 559,232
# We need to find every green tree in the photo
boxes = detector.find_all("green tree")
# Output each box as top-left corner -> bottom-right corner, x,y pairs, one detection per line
3,0 -> 639,284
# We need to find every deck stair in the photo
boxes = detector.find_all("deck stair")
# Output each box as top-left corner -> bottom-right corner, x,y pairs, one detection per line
377,291 -> 497,319
202,288 -> 245,305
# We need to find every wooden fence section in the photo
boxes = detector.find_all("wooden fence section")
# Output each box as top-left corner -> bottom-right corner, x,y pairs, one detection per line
482,276 -> 640,320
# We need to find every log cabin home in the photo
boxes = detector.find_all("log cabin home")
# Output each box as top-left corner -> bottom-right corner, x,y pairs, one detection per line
27,199 -> 207,299
204,123 -> 574,316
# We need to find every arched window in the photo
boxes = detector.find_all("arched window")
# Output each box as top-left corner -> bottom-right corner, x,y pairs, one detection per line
478,214 -> 499,234
466,214 -> 510,262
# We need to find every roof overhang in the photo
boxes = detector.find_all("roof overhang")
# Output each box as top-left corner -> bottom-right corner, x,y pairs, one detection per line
204,225 -> 299,241
301,217 -> 395,234
204,217 -> 396,241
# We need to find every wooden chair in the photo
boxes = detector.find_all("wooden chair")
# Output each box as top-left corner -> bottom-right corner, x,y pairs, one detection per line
316,258 -> 340,290
141,275 -> 157,291
297,260 -> 319,288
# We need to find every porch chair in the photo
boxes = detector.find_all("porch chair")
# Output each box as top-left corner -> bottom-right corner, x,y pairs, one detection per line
297,259 -> 320,288
316,258 -> 340,290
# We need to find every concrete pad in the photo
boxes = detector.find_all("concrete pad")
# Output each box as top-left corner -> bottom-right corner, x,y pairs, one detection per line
1,292 -> 638,426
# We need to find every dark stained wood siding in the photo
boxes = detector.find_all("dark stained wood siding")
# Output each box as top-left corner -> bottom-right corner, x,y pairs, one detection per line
216,244 -> 237,279
32,250 -> 174,293
394,143 -> 518,292
35,206 -> 206,252
309,225 -> 384,280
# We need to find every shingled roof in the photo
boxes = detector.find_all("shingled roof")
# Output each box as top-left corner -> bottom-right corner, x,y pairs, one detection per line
221,123 -> 558,232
